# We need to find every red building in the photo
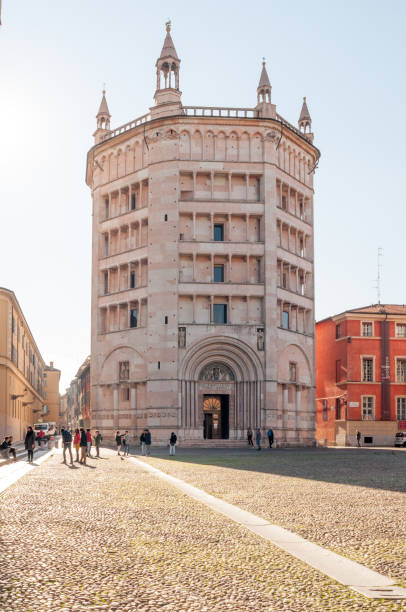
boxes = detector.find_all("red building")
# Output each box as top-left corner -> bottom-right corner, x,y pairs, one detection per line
316,304 -> 406,446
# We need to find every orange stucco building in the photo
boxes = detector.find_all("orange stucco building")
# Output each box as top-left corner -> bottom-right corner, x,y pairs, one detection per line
316,304 -> 406,446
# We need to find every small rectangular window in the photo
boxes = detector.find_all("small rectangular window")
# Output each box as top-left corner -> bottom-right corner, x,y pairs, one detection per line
130,272 -> 136,289
396,359 -> 406,382
105,198 -> 109,219
362,396 -> 375,420
164,316 -> 168,324
336,359 -> 341,382
103,272 -> 108,295
336,324 -> 341,339
164,214 -> 168,221
131,194 -> 136,210
130,308 -> 138,328
213,304 -> 227,324
282,311 -> 289,330
335,398 -> 341,420
214,265 -> 224,282
396,397 -> 406,420
396,324 -> 406,338
361,322 -> 373,337
213,224 -> 224,241
323,400 -> 328,422
362,358 -> 374,382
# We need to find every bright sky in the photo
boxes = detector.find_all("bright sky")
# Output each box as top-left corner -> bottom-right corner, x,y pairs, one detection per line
1,1 -> 405,389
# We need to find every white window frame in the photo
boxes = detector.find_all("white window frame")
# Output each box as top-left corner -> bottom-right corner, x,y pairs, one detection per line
361,355 -> 375,382
361,320 -> 374,337
361,395 -> 375,420
395,356 -> 406,383
396,396 -> 406,420
395,323 -> 406,338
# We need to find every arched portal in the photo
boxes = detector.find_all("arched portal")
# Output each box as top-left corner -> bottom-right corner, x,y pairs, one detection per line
179,336 -> 264,440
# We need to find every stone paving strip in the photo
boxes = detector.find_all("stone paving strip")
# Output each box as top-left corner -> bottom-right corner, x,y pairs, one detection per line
136,448 -> 406,589
0,447 -> 54,494
1,449 -> 405,611
131,457 -> 406,602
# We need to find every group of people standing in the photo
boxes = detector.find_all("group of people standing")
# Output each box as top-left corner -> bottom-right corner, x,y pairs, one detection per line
61,428 -> 103,465
247,428 -> 274,450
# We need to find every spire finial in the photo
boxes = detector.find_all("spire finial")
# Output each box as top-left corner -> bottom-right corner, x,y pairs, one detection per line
262,56 -> 266,65
166,19 -> 171,32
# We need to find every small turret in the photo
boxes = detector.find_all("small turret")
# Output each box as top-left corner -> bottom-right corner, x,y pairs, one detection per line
151,21 -> 182,119
94,89 -> 111,144
256,59 -> 276,119
298,97 -> 312,133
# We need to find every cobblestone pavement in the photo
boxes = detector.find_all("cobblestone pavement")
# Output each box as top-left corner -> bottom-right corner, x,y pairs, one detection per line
1,449 -> 405,611
139,447 -> 406,590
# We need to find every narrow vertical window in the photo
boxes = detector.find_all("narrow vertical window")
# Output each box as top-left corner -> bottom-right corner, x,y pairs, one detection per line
131,194 -> 136,210
213,265 -> 224,282
213,224 -> 224,241
213,304 -> 227,324
130,308 -> 138,328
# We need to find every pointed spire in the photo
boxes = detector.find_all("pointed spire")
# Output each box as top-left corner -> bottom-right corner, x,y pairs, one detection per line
159,20 -> 179,60
97,89 -> 111,118
299,96 -> 311,123
298,96 -> 312,133
258,59 -> 271,89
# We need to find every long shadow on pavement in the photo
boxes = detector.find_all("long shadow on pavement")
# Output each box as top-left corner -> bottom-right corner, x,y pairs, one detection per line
136,446 -> 406,494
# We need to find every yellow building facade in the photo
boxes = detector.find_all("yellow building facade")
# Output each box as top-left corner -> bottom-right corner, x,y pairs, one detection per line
0,287 -> 51,441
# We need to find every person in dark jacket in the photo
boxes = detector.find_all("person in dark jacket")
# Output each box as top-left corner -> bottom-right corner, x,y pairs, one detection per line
267,428 -> 274,449
140,430 -> 146,456
25,426 -> 35,463
1,436 -> 16,461
79,428 -> 87,464
94,431 -> 102,458
255,428 -> 262,451
61,428 -> 73,465
115,431 -> 122,456
144,429 -> 151,456
169,432 -> 177,456
247,428 -> 254,447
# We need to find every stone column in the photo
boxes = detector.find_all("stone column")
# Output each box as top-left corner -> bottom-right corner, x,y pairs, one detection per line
282,384 -> 288,442
113,384 -> 119,430
131,384 -> 137,432
295,385 -> 301,434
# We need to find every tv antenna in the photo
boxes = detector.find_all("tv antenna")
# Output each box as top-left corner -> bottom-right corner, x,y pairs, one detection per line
374,247 -> 383,304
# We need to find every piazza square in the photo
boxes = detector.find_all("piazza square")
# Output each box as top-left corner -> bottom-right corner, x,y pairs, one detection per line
1,4 -> 406,611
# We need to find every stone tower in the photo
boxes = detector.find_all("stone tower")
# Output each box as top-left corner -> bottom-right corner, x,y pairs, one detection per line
86,24 -> 320,446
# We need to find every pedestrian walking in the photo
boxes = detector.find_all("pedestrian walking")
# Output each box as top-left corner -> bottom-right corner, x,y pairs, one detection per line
247,428 -> 254,447
73,428 -> 80,462
94,431 -> 102,457
122,431 -> 130,456
169,432 -> 177,456
86,429 -> 92,457
24,426 -> 35,463
356,431 -> 361,447
79,428 -> 87,464
140,430 -> 146,456
267,428 -> 274,449
255,428 -> 262,451
115,430 -> 123,456
61,428 -> 73,465
48,426 -> 56,450
145,429 -> 151,456
37,428 -> 45,449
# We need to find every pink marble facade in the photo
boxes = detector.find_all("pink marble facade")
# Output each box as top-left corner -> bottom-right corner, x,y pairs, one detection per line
86,25 -> 319,445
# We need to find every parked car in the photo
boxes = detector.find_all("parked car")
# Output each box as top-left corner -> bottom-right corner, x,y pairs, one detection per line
394,431 -> 406,447
34,422 -> 56,440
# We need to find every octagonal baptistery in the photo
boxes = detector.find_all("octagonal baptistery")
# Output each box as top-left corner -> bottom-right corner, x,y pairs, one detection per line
85,22 -> 320,446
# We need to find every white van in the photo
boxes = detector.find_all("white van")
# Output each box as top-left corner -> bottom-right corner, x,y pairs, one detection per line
34,422 -> 56,438
394,431 -> 406,448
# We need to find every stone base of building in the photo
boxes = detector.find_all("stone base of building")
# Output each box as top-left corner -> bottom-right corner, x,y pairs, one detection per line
320,420 -> 400,447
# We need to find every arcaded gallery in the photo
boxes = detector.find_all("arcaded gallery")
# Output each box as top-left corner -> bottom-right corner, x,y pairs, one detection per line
86,23 -> 319,445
